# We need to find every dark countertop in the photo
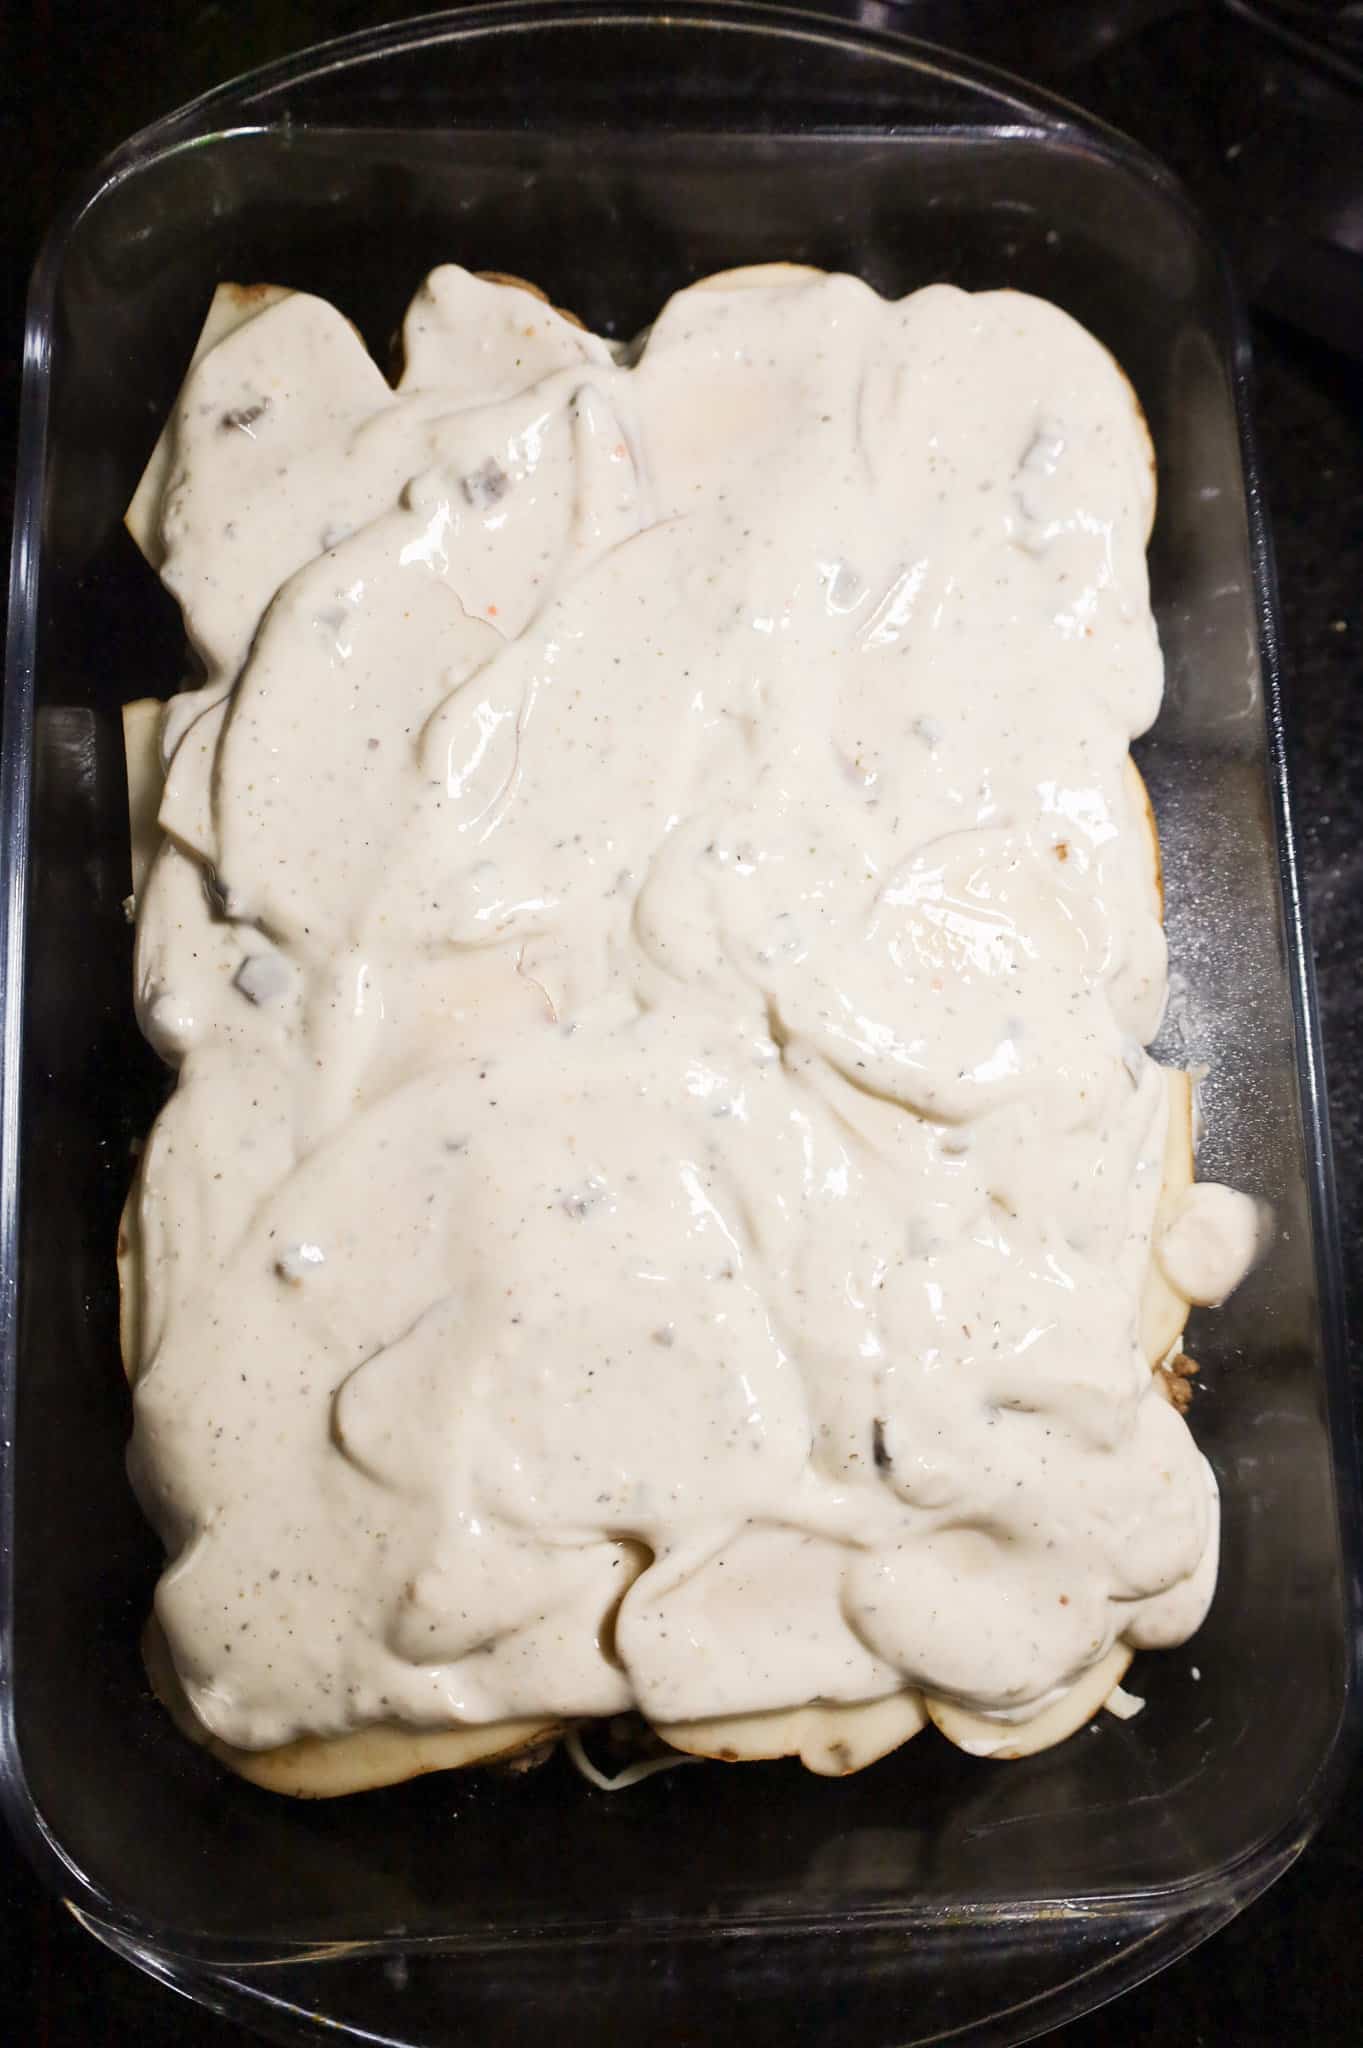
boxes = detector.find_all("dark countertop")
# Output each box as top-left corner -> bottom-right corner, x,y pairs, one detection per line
2,3 -> 1360,2043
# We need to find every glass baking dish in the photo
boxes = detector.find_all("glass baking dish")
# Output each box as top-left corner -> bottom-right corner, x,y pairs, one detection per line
2,5 -> 1357,2043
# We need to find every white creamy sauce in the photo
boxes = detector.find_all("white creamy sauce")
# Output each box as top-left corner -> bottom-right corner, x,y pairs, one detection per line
1157,1182 -> 1261,1308
127,266 -> 1250,1753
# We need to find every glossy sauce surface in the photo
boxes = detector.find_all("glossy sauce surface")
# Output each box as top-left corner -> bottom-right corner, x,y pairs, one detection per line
126,267 -> 1246,1750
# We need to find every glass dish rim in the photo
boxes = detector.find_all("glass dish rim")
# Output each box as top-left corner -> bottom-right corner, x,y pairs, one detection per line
2,3 -> 1359,2041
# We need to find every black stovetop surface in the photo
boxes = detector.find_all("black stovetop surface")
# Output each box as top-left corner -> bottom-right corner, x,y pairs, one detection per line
2,4 -> 1360,2043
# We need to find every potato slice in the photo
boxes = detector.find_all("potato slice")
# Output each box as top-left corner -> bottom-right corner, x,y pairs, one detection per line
692,262 -> 828,292
1143,1068 -> 1196,1366
1127,756 -> 1164,921
125,283 -> 295,566
116,1169 -> 143,1389
925,1643 -> 1134,1759
658,1691 -> 928,1777
1126,753 -> 1196,1368
142,1617 -> 560,1798
472,269 -> 586,330
121,697 -> 166,901
992,283 -> 1157,541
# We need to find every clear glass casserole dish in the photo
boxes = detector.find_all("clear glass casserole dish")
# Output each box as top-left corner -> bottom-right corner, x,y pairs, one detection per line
1,5 -> 1356,2043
